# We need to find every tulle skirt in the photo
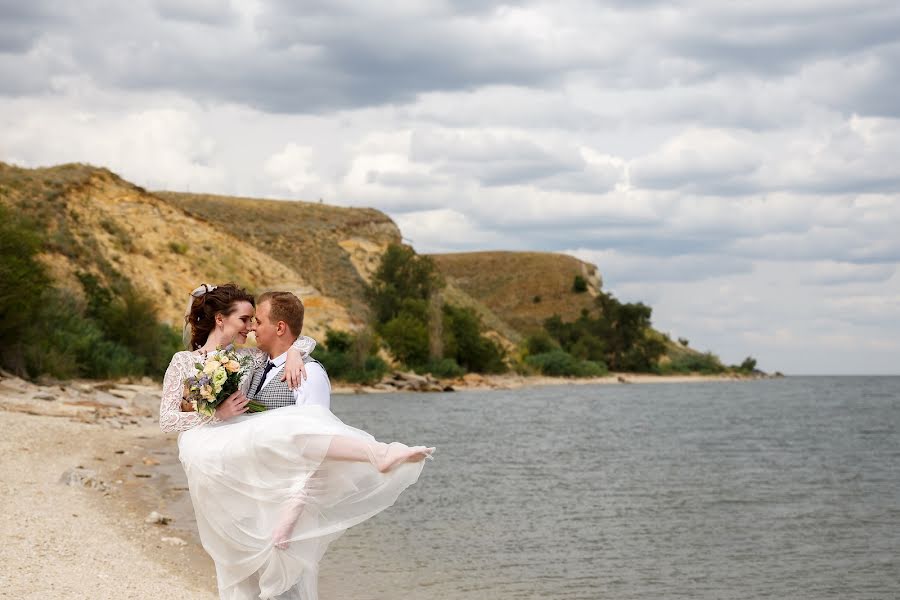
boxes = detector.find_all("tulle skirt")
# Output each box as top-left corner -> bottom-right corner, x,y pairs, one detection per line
178,405 -> 426,600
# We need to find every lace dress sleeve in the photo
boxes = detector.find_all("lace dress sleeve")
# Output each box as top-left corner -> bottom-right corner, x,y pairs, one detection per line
159,352 -> 218,433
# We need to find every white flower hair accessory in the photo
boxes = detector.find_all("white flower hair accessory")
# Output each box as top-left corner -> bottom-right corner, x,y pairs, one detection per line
183,283 -> 219,349
191,283 -> 218,297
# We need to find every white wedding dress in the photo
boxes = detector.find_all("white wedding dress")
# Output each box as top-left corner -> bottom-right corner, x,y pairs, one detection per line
160,343 -> 427,600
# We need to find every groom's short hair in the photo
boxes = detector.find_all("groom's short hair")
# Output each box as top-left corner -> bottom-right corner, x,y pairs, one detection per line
258,291 -> 304,337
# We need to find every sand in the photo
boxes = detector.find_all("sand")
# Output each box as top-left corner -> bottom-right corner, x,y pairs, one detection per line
0,375 -> 216,600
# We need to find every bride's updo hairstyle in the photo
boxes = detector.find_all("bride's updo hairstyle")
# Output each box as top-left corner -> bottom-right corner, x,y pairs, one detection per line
185,283 -> 255,350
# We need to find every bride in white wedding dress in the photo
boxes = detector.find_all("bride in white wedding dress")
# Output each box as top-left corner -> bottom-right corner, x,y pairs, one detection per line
160,283 -> 433,600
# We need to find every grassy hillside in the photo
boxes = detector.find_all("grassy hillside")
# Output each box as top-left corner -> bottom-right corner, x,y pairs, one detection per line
155,192 -> 401,322
430,251 -> 603,335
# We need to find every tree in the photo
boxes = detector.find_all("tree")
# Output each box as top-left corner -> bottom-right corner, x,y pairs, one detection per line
542,291 -> 666,372
366,244 -> 442,323
442,305 -> 506,373
0,206 -> 50,374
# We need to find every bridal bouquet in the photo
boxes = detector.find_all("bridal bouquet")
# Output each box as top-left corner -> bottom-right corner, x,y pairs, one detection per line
184,345 -> 264,417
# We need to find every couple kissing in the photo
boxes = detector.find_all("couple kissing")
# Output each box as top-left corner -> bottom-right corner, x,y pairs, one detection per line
160,282 -> 434,600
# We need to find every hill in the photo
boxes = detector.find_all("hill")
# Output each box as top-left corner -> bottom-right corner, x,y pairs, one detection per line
154,192 -> 401,323
1,162 -> 713,375
0,163 -> 393,340
430,251 -> 603,335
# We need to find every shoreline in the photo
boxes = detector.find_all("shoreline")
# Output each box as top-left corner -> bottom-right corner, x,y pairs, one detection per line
331,371 -> 776,394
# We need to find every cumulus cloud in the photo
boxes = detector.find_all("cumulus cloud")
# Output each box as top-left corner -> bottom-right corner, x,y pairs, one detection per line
410,128 -> 586,187
630,128 -> 762,194
264,143 -> 319,195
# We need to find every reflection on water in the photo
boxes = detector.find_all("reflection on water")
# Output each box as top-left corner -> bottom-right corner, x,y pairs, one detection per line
159,377 -> 900,599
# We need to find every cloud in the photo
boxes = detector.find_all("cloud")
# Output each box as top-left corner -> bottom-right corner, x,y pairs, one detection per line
393,208 -> 514,253
801,261 -> 897,285
630,128 -> 762,194
152,0 -> 238,24
264,143 -> 319,195
410,128 -> 586,187
2,1 -> 900,373
567,248 -> 754,284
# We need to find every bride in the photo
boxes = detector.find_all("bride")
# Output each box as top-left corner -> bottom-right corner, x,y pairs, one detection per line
160,283 -> 433,600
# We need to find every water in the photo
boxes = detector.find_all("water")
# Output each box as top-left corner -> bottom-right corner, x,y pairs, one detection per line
313,377 -> 900,599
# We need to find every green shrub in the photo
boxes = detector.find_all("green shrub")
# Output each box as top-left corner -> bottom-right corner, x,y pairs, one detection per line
366,244 -> 442,323
657,351 -> 726,375
312,328 -> 389,384
442,304 -> 507,373
525,350 -> 608,377
420,358 -> 464,379
738,356 -> 757,372
572,275 -> 588,293
168,241 -> 188,255
0,207 -> 50,373
523,331 -> 557,356
380,313 -> 430,367
543,291 -> 665,372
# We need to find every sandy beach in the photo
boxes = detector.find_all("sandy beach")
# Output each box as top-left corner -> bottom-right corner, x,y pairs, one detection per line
0,375 -> 216,599
0,369 -> 761,599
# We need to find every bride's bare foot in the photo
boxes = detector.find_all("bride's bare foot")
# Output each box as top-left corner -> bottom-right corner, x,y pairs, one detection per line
377,442 -> 436,473
272,488 -> 308,550
272,518 -> 296,550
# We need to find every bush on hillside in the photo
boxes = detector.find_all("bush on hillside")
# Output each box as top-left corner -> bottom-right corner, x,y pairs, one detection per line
656,351 -> 726,375
0,206 -> 50,374
0,204 -> 181,379
366,244 -> 442,323
442,304 -> 507,374
572,275 -> 588,293
523,330 -> 558,356
312,328 -> 388,384
525,349 -> 608,377
419,358 -> 465,379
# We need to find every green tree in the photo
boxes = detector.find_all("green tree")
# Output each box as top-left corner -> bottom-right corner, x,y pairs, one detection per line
366,244 -> 442,323
380,313 -> 430,367
523,330 -> 558,356
442,304 -> 507,373
311,328 -> 388,384
0,206 -> 51,374
542,291 -> 666,372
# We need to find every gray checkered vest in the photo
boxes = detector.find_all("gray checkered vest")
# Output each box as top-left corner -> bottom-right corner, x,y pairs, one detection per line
247,355 -> 320,410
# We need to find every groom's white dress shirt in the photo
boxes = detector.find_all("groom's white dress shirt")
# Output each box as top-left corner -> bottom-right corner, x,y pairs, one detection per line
259,350 -> 331,410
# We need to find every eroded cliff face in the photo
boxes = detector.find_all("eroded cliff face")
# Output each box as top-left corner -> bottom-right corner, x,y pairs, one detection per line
154,192 -> 402,331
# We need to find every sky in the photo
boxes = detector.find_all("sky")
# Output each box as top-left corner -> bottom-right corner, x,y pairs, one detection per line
1,0 -> 898,374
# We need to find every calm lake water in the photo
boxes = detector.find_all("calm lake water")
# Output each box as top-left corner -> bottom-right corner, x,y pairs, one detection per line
314,377 -> 900,599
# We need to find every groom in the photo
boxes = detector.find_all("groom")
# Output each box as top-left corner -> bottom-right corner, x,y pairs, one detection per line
248,291 -> 331,411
